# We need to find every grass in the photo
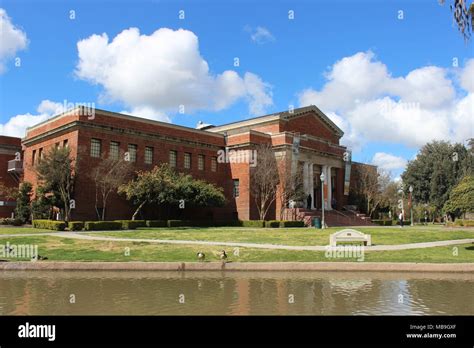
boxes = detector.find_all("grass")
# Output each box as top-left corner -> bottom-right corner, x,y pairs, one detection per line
0,227 -> 51,235
0,235 -> 472,263
83,225 -> 474,246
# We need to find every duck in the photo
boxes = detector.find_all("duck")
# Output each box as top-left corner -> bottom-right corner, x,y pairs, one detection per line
31,255 -> 48,261
219,250 -> 228,262
197,252 -> 205,262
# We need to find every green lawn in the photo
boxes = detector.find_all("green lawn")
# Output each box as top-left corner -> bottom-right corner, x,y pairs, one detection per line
0,227 -> 50,235
84,225 -> 474,246
0,235 -> 472,263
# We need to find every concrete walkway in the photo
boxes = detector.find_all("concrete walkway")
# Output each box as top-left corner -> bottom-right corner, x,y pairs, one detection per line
1,231 -> 472,252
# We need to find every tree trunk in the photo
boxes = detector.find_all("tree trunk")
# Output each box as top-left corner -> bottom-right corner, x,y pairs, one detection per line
132,201 -> 146,220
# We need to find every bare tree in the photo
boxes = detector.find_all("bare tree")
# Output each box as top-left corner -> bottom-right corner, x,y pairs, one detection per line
91,154 -> 132,220
251,144 -> 280,220
277,154 -> 305,220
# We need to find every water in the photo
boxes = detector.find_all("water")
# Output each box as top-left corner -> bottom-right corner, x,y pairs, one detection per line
0,271 -> 472,315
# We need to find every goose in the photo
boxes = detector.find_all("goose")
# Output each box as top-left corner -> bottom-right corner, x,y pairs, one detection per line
31,255 -> 48,261
219,250 -> 228,262
197,252 -> 205,262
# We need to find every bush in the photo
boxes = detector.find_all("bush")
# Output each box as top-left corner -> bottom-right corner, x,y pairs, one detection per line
372,219 -> 393,226
454,219 -> 474,227
214,220 -> 242,227
115,220 -> 146,229
68,221 -> 84,231
167,220 -> 185,227
1,218 -> 23,226
32,219 -> 66,231
280,220 -> 305,228
265,220 -> 281,228
146,220 -> 167,227
396,220 -> 411,226
84,221 -> 122,231
241,220 -> 265,228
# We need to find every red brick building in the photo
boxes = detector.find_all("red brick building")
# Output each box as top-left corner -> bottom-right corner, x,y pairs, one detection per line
6,105 -> 370,222
0,136 -> 22,218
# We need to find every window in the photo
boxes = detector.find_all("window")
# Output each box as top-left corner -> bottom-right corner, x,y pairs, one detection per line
128,144 -> 137,162
32,150 -> 36,165
198,154 -> 205,171
211,156 -> 217,172
38,148 -> 43,163
110,141 -> 120,160
90,139 -> 101,158
63,139 -> 68,148
233,179 -> 240,198
169,150 -> 177,167
145,146 -> 153,164
184,153 -> 191,169
55,142 -> 60,149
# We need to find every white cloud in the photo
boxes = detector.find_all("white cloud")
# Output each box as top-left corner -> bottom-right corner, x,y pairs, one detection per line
75,27 -> 273,118
371,152 -> 407,171
0,8 -> 28,74
298,51 -> 474,150
120,106 -> 170,123
246,26 -> 275,44
0,100 -> 62,138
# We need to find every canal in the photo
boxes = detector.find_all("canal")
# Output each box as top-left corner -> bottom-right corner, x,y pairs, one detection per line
0,271 -> 472,315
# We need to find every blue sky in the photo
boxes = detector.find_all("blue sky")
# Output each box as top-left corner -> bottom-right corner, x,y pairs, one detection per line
0,0 -> 473,178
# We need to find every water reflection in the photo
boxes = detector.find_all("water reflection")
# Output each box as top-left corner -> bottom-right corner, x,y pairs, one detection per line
0,271 -> 472,315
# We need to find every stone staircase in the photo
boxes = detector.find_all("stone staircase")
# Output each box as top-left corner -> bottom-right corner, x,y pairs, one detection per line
288,208 -> 374,227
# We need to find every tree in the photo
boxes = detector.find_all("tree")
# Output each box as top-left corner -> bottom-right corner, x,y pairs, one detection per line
277,154 -> 304,220
35,146 -> 76,221
15,182 -> 32,223
91,154 -> 132,220
440,0 -> 474,41
250,144 -> 280,220
118,164 -> 226,220
443,175 -> 474,218
402,140 -> 472,217
31,186 -> 55,220
0,182 -> 16,201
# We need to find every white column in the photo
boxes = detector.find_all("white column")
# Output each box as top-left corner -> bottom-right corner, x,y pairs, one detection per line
303,162 -> 308,199
326,166 -> 332,211
309,163 -> 315,209
321,165 -> 327,210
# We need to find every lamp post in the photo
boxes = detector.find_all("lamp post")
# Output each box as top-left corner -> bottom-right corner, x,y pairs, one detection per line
409,185 -> 414,227
320,172 -> 325,229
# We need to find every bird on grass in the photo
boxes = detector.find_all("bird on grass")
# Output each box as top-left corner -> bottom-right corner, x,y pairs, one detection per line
31,255 -> 48,261
197,252 -> 205,262
219,250 -> 228,262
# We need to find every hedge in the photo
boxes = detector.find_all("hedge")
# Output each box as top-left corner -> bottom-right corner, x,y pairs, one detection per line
396,220 -> 411,226
372,219 -> 393,226
241,220 -> 265,228
146,220 -> 167,227
32,219 -> 66,231
280,220 -> 305,228
84,221 -> 122,231
0,218 -> 23,226
115,220 -> 146,229
68,221 -> 84,231
454,219 -> 474,227
265,220 -> 281,228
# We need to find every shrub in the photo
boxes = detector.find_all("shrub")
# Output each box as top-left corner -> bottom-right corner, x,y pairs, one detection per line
32,219 -> 66,231
1,218 -> 23,226
146,220 -> 167,227
241,220 -> 265,228
167,220 -> 185,227
280,220 -> 305,228
454,219 -> 474,227
214,220 -> 242,227
68,221 -> 84,231
265,220 -> 281,228
84,221 -> 122,231
395,220 -> 411,226
115,220 -> 146,229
